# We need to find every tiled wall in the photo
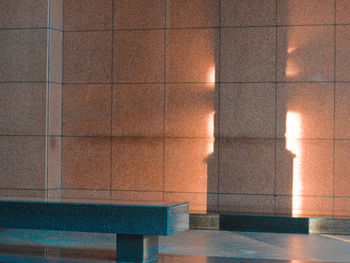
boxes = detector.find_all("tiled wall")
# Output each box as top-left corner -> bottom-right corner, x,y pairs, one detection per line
3,0 -> 350,217
0,0 -> 63,198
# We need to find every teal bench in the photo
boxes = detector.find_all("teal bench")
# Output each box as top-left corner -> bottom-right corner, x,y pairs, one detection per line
0,197 -> 189,262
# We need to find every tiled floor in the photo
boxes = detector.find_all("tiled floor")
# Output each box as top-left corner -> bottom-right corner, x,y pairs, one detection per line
0,229 -> 350,262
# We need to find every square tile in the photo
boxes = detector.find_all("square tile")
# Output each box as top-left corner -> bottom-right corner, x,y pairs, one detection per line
0,189 -> 46,198
166,29 -> 219,82
114,0 -> 165,29
112,138 -> 163,191
164,192 -> 216,213
335,140 -> 350,196
166,0 -> 219,28
165,83 -> 218,137
334,197 -> 350,217
219,194 -> 275,214
63,31 -> 112,83
50,0 -> 63,30
113,30 -> 164,83
62,137 -> 111,190
0,136 -> 46,189
112,191 -> 163,201
276,83 -> 334,139
221,0 -> 276,27
0,0 -> 48,29
48,136 -> 61,189
276,139 -> 333,196
64,0 -> 113,31
165,138 -> 218,193
49,84 -> 62,136
277,0 -> 334,25
0,29 -> 47,82
220,83 -> 275,138
336,0 -> 350,24
275,195 -> 333,217
0,83 -> 46,135
336,25 -> 350,81
62,84 -> 111,136
220,27 -> 276,82
336,84 -> 350,138
219,138 -> 275,194
112,84 -> 164,137
277,26 -> 334,82
49,30 -> 62,83
61,189 -> 110,199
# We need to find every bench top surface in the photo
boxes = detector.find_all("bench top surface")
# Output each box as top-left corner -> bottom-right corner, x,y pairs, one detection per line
0,196 -> 186,208
0,196 -> 189,236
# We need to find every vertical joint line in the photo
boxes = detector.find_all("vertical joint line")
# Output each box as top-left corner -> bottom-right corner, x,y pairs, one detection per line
110,0 -> 115,200
274,0 -> 278,213
163,0 -> 167,202
217,0 -> 222,213
333,0 -> 337,217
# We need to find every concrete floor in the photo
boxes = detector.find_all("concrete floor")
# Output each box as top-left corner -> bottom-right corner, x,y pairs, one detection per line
0,229 -> 350,262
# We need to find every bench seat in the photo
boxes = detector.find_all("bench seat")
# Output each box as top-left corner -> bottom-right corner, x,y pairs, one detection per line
0,197 -> 189,262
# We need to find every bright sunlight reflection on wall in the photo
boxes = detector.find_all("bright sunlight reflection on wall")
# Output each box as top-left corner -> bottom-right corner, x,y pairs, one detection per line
286,112 -> 303,216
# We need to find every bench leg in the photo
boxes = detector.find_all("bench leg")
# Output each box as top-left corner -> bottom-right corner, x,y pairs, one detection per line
116,234 -> 158,262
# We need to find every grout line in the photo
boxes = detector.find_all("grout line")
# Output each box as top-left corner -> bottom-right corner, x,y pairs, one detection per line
110,0 -> 115,200
217,0 -> 222,213
45,0 -> 52,199
163,0 -> 167,202
60,0 -> 65,198
333,0 -> 337,218
0,27 -> 63,32
274,0 -> 278,214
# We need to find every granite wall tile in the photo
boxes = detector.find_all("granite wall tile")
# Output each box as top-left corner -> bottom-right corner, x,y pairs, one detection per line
0,136 -> 46,189
64,0 -> 113,31
61,189 -> 110,199
165,138 -> 218,193
62,137 -> 111,190
62,84 -> 111,136
277,26 -> 334,82
0,83 -> 46,135
276,83 -> 334,139
277,0 -> 334,25
334,140 -> 350,197
220,83 -> 275,138
112,84 -> 164,137
276,139 -> 333,196
219,194 -> 275,214
334,198 -> 350,217
0,0 -> 48,29
112,191 -> 163,202
166,29 -> 219,83
166,0 -> 219,28
50,0 -> 63,30
336,0 -> 350,24
335,84 -> 350,138
0,189 -> 46,198
49,84 -> 62,136
63,31 -> 112,83
0,29 -> 47,82
275,195 -> 333,217
220,27 -> 275,82
114,0 -> 165,29
113,30 -> 164,83
221,0 -> 276,27
49,30 -> 62,83
112,138 -> 163,191
336,25 -> 350,81
219,138 -> 275,194
165,83 -> 218,138
48,136 -> 61,190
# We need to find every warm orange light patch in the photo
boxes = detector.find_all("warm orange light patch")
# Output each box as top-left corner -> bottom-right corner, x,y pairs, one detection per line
286,112 -> 303,216
207,111 -> 215,155
287,47 -> 297,54
285,59 -> 300,77
208,65 -> 215,85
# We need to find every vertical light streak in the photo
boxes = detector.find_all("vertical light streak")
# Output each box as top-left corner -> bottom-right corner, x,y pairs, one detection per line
285,112 -> 303,216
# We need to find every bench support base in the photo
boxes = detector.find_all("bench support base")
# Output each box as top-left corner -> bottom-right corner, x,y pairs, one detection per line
116,234 -> 158,262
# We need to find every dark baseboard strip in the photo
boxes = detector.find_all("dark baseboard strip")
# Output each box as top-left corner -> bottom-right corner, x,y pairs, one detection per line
190,214 -> 350,234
